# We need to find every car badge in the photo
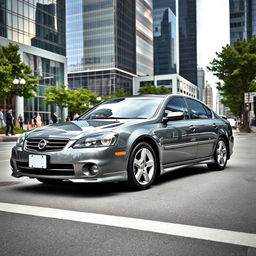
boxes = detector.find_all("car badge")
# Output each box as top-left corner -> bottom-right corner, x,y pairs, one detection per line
38,139 -> 47,150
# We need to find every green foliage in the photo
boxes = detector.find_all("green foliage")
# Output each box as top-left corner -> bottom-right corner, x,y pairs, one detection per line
138,82 -> 171,95
208,37 -> 256,117
44,84 -> 69,108
0,43 -> 38,100
44,86 -> 130,117
67,88 -> 97,115
44,85 -> 97,117
100,88 -> 129,101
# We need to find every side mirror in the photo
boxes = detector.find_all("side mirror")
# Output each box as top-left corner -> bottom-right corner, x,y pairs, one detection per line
220,115 -> 227,120
163,111 -> 184,123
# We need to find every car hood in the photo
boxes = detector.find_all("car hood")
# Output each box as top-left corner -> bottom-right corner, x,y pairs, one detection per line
26,119 -> 145,139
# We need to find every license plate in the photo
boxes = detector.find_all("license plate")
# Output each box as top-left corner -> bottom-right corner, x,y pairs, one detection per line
29,155 -> 47,168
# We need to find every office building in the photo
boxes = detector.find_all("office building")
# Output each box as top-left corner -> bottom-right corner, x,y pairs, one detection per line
204,81 -> 213,109
179,0 -> 197,85
67,0 -> 153,95
153,1 -> 178,75
0,0 -> 67,124
230,0 -> 256,45
197,67 -> 205,102
133,74 -> 197,98
153,0 -> 197,86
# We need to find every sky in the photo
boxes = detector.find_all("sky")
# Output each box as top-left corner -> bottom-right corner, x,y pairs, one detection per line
197,0 -> 230,110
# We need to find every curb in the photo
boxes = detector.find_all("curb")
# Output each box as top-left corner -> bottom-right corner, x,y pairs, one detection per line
0,135 -> 20,142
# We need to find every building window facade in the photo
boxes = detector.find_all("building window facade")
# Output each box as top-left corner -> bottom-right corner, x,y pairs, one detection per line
23,52 -> 64,124
0,0 -> 66,55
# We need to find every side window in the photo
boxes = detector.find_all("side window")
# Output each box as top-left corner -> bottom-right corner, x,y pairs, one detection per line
204,106 -> 213,119
186,98 -> 210,119
165,97 -> 190,120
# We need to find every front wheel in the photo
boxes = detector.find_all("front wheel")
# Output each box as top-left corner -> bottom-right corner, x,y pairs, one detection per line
207,138 -> 228,171
127,142 -> 157,190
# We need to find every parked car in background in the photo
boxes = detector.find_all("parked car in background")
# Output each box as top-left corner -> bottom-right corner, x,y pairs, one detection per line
227,116 -> 237,129
11,95 -> 234,190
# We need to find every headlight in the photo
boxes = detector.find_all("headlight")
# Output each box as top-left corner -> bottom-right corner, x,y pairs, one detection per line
16,133 -> 26,147
73,132 -> 118,148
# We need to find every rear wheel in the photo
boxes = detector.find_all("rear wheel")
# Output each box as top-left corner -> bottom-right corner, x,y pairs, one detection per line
37,178 -> 63,184
207,138 -> 228,171
127,142 -> 157,190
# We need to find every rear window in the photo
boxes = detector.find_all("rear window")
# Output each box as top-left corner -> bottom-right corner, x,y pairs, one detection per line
186,98 -> 212,119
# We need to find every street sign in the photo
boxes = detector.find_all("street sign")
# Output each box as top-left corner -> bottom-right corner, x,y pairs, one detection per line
244,92 -> 256,103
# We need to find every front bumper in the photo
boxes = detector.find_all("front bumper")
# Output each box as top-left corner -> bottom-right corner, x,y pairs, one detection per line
11,144 -> 128,183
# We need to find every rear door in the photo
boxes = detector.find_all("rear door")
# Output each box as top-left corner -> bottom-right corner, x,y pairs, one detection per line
185,98 -> 218,158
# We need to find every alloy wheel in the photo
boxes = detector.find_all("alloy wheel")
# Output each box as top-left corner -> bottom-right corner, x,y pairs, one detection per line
133,147 -> 155,185
216,140 -> 227,167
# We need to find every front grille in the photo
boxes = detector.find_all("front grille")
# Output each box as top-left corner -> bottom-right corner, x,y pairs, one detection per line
16,161 -> 74,176
25,138 -> 69,152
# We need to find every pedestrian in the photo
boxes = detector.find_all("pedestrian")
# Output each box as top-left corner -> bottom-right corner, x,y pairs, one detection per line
32,114 -> 37,128
73,113 -> 79,120
36,112 -> 42,127
5,108 -> 14,136
0,108 -> 5,128
18,114 -> 24,129
52,112 -> 58,123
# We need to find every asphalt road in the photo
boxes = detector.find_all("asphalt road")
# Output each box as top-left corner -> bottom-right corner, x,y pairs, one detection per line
0,132 -> 256,256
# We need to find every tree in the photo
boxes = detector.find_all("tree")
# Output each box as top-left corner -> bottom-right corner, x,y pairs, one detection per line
44,85 -> 98,120
44,84 -> 69,121
0,43 -> 38,103
138,82 -> 171,95
67,88 -> 97,116
208,37 -> 256,132
99,88 -> 129,102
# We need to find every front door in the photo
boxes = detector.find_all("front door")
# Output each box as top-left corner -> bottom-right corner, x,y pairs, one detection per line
154,97 -> 197,166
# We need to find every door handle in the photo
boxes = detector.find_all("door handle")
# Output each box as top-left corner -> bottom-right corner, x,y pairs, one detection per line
189,125 -> 196,132
212,123 -> 218,129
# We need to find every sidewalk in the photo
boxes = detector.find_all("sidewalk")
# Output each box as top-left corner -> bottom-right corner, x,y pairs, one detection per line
0,134 -> 20,142
236,126 -> 256,134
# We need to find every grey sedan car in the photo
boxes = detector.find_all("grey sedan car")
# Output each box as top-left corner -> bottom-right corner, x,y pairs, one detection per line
11,95 -> 234,190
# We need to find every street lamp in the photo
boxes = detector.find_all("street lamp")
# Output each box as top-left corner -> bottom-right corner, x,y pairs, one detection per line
13,78 -> 26,127
13,78 -> 26,89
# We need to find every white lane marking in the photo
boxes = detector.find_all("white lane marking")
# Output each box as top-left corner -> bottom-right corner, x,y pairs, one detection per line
0,150 -> 11,153
0,202 -> 255,248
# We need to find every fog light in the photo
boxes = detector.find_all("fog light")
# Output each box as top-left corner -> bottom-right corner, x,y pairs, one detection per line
82,164 -> 99,177
90,164 -> 99,175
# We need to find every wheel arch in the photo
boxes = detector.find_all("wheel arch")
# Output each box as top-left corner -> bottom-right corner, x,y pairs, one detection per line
128,136 -> 161,178
218,134 -> 230,160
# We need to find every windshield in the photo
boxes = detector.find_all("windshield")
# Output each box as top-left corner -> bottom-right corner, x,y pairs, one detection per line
79,97 -> 164,120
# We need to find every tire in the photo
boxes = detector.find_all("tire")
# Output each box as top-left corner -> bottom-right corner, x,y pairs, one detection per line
37,178 -> 63,184
207,138 -> 228,171
127,142 -> 157,190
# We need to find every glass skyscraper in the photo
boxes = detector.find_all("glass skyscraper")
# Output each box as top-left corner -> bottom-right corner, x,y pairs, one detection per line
153,0 -> 197,86
230,0 -> 256,45
153,0 -> 178,75
179,0 -> 197,86
0,0 -> 65,55
67,0 -> 153,95
136,0 -> 154,76
0,0 -> 66,123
